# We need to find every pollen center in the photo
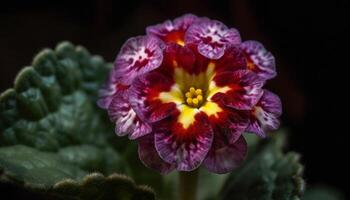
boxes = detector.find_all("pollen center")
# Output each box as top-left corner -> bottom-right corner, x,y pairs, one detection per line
185,87 -> 204,108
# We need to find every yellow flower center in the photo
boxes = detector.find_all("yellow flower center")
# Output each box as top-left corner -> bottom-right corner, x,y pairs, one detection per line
157,62 -> 227,129
185,87 -> 204,107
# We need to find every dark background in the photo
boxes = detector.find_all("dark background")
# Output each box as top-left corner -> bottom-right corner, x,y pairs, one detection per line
0,0 -> 348,199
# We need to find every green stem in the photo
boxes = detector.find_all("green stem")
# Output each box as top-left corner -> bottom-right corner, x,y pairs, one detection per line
179,169 -> 199,200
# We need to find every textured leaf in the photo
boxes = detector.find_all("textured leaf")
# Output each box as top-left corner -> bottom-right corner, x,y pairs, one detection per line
0,145 -> 85,188
220,132 -> 305,200
0,41 -> 155,199
53,173 -> 155,200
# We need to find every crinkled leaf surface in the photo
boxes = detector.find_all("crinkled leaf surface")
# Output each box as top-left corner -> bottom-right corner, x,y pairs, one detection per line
220,132 -> 305,200
52,173 -> 155,200
0,42 -> 155,200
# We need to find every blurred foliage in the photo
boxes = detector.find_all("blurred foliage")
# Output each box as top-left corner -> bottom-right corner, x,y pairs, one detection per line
220,132 -> 304,200
302,186 -> 345,200
0,42 -> 154,199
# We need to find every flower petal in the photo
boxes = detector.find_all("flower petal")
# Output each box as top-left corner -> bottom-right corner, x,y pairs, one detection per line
241,40 -> 276,80
138,134 -> 175,174
259,90 -> 282,116
108,91 -> 152,139
114,35 -> 164,85
146,14 -> 200,45
185,19 -> 241,59
154,112 -> 213,171
212,44 -> 247,73
210,70 -> 264,110
146,19 -> 174,38
97,68 -> 120,109
204,135 -> 247,174
97,83 -> 116,109
207,107 -> 249,144
161,43 -> 196,75
173,14 -> 202,28
129,72 -> 180,123
247,90 -> 282,137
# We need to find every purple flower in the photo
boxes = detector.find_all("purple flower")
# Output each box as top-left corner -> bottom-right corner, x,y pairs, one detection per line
98,14 -> 282,174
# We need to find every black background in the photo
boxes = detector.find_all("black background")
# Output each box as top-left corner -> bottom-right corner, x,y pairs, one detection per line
0,0 -> 348,199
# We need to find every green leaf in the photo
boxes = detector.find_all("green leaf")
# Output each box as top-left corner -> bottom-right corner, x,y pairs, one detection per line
220,131 -> 305,200
53,173 -> 155,200
0,145 -> 86,187
0,41 -> 155,199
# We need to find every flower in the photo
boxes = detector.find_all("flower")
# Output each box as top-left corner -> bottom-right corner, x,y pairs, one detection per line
98,14 -> 282,174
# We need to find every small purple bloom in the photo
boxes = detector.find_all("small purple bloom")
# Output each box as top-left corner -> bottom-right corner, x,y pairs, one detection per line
98,14 -> 282,174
